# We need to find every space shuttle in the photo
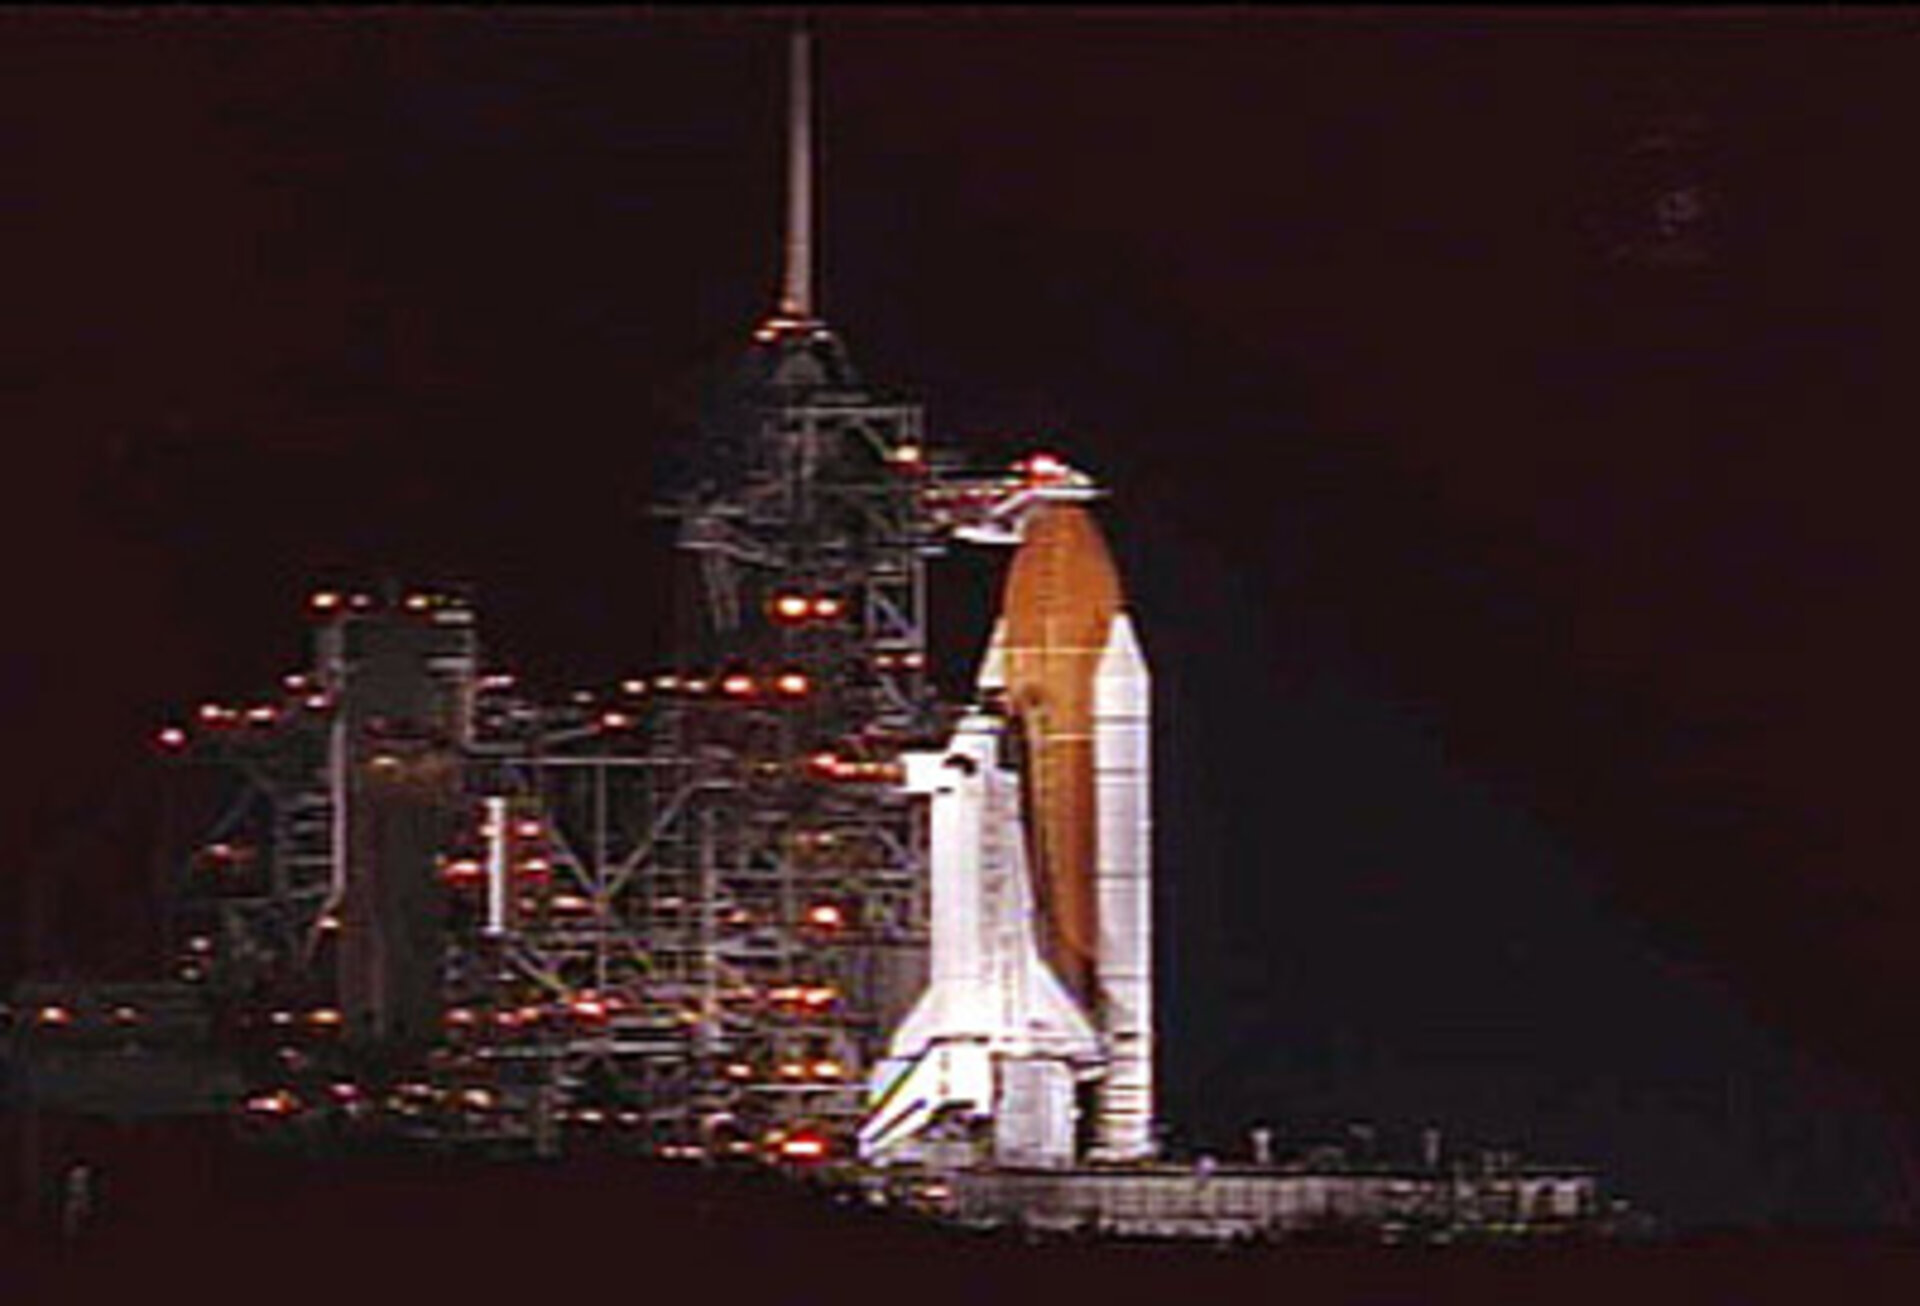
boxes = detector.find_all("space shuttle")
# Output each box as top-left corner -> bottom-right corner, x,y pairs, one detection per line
860,502 -> 1153,1168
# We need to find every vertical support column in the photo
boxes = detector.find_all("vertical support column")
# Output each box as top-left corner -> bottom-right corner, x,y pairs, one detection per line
484,795 -> 510,938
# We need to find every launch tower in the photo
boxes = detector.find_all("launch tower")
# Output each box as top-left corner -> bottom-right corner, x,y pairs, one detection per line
39,29 -> 1152,1171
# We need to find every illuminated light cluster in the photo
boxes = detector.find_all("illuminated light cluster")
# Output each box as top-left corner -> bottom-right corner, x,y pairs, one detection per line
327,1082 -> 360,1103
768,984 -> 838,1012
282,673 -> 309,691
777,1133 -> 828,1162
777,1060 -> 842,1082
36,1004 -> 73,1027
724,1061 -> 754,1080
804,903 -> 845,930
245,1089 -> 301,1116
922,483 -> 1009,508
805,754 -> 902,784
752,312 -> 819,344
479,673 -> 516,692
720,673 -> 756,698
441,858 -> 482,886
887,442 -> 926,470
303,693 -> 331,711
111,1004 -> 142,1025
1020,452 -> 1070,482
872,651 -> 924,671
773,671 -> 810,697
315,914 -> 341,933
652,674 -> 681,691
444,1008 -> 477,1028
619,678 -> 649,696
403,593 -> 431,612
306,1008 -> 343,1029
769,593 -> 846,624
514,819 -> 541,839
309,591 -> 342,613
155,726 -> 188,750
191,702 -> 282,729
599,710 -> 633,730
550,893 -> 592,914
569,995 -> 609,1020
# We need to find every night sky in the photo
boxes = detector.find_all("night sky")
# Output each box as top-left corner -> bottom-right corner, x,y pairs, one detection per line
4,9 -> 1918,1230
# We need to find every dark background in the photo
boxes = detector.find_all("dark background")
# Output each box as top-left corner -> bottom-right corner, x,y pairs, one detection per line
3,8 -> 1916,1230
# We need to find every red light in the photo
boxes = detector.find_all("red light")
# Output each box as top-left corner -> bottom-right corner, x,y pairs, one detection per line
1026,452 -> 1067,480
720,673 -> 755,697
779,1134 -> 828,1161
570,995 -> 609,1020
246,1089 -> 300,1116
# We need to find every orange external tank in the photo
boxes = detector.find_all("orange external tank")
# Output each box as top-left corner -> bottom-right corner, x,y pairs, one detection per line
998,502 -> 1122,1009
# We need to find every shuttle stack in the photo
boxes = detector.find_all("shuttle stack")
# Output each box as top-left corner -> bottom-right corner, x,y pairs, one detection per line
860,502 -> 1153,1168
